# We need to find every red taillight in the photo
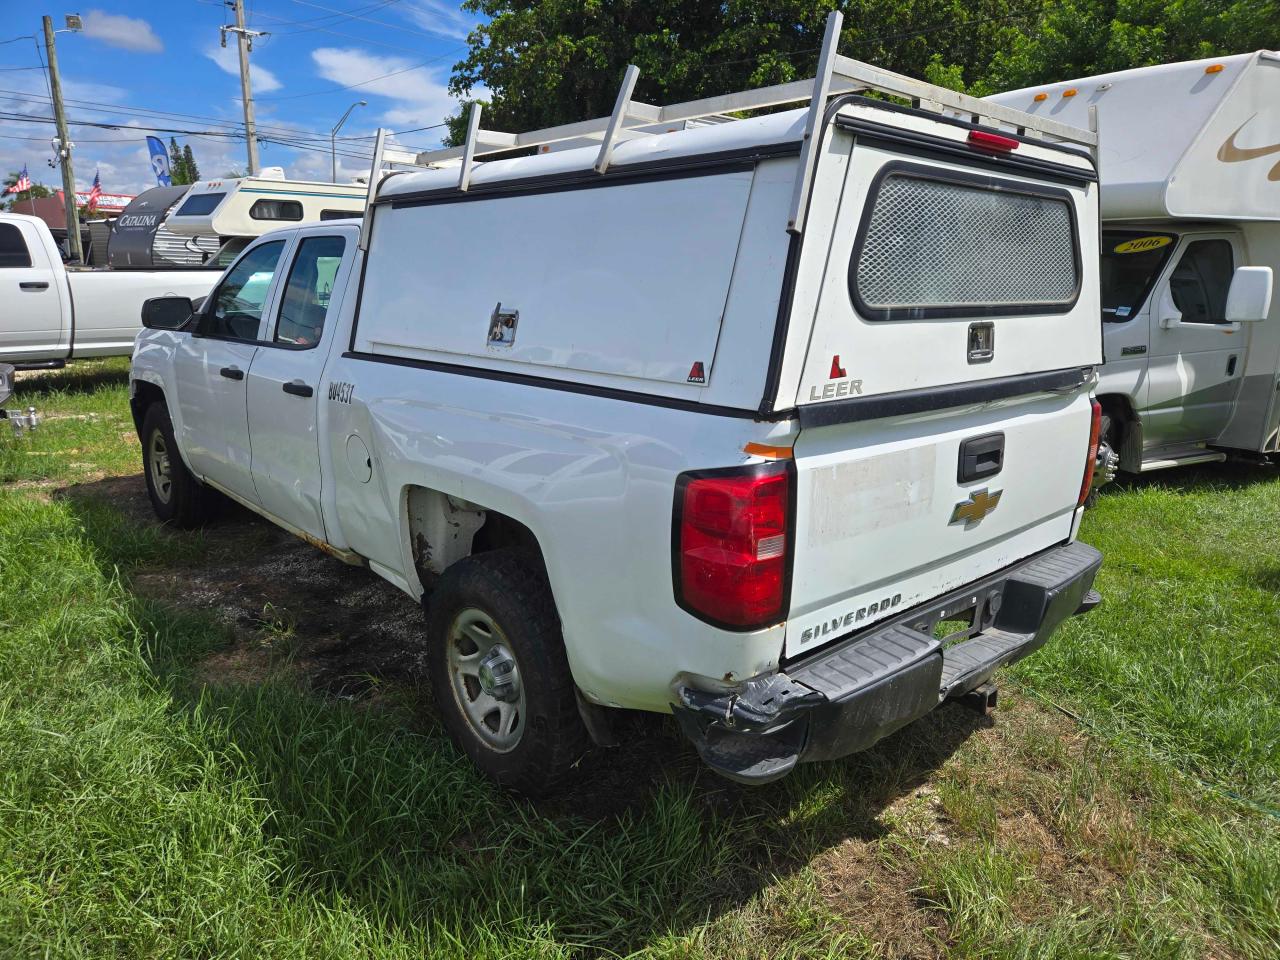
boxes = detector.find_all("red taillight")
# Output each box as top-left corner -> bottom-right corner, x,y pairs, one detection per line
674,463 -> 792,630
968,129 -> 1020,152
1079,399 -> 1102,506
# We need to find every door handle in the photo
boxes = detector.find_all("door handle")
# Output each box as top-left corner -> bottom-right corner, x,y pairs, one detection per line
282,379 -> 313,398
19,281 -> 49,291
219,366 -> 244,381
1227,355 -> 1238,377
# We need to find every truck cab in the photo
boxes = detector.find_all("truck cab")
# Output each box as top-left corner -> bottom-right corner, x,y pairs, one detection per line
989,52 -> 1280,475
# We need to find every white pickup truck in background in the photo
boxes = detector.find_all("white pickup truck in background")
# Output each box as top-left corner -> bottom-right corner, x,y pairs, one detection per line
129,14 -> 1105,794
0,212 -> 218,367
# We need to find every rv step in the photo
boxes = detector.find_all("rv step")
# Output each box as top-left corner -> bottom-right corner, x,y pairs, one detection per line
1140,450 -> 1227,471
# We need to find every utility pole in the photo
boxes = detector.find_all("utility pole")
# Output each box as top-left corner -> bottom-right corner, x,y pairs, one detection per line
43,15 -> 82,265
222,0 -> 266,175
331,101 -> 366,182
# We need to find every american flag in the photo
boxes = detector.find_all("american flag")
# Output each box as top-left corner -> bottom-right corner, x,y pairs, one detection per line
6,164 -> 31,194
87,169 -> 102,211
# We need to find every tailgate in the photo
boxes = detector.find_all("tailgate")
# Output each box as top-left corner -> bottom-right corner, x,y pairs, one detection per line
781,111 -> 1101,658
785,389 -> 1091,658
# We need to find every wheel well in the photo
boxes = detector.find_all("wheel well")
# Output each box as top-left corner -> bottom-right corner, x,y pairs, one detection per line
1096,394 -> 1142,471
130,380 -> 165,436
405,486 -> 549,588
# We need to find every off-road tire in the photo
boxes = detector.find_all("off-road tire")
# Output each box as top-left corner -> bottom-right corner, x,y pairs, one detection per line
426,549 -> 588,796
140,402 -> 211,528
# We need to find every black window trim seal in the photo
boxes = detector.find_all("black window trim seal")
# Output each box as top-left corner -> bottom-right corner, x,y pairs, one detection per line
796,366 -> 1093,428
849,160 -> 1084,322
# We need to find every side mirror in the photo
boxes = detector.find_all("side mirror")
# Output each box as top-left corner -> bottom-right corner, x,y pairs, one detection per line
141,296 -> 195,331
1225,266 -> 1273,323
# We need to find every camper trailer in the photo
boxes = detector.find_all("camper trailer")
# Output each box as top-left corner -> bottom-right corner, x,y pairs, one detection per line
988,53 -> 1279,477
164,170 -> 366,266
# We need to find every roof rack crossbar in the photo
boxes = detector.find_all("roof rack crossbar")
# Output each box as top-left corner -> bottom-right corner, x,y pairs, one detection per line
362,12 -> 1096,232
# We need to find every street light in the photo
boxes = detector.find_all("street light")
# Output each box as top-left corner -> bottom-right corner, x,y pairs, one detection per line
331,100 -> 367,183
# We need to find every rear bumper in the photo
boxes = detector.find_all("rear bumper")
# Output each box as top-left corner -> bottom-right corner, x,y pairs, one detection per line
672,540 -> 1102,785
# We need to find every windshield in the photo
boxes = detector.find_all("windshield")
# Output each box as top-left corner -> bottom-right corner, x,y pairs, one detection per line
1101,231 -> 1177,322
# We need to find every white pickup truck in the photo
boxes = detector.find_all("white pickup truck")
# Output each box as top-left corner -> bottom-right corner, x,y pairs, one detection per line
0,212 -> 218,367
129,16 -> 1104,793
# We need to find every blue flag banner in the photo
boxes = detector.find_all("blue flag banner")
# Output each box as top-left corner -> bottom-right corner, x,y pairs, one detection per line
146,136 -> 171,187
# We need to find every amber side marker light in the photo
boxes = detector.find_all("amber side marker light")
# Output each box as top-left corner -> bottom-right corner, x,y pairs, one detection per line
1062,88 -> 1078,97
1205,63 -> 1224,74
743,441 -> 794,460
1033,92 -> 1048,102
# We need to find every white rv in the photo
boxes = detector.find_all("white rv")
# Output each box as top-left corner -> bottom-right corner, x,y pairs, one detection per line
989,53 -> 1279,476
165,170 -> 366,266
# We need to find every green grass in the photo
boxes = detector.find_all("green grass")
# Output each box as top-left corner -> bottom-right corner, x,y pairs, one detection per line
0,361 -> 1277,957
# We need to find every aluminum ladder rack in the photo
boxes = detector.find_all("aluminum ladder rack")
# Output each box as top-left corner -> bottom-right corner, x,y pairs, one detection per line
362,10 -> 1097,243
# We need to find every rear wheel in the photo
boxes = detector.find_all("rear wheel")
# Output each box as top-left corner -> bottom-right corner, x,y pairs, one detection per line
426,549 -> 588,796
141,403 -> 210,528
1086,413 -> 1121,507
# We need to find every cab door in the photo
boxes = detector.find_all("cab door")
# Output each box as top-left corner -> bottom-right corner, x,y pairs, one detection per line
173,238 -> 289,500
0,219 -> 68,362
1144,234 -> 1244,448
245,232 -> 352,541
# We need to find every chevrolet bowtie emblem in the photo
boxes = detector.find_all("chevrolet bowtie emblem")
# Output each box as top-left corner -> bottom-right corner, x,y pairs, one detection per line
1217,115 -> 1280,182
950,488 -> 1003,527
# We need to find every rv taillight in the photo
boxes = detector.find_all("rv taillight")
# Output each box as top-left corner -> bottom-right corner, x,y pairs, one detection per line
674,463 -> 792,630
1078,399 -> 1103,506
967,130 -> 1020,152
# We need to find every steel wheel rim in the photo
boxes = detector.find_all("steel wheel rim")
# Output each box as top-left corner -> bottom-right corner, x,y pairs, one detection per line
446,607 -> 526,753
149,429 -> 173,504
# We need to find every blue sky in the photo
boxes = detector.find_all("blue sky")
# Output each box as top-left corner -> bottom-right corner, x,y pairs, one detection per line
0,2 -> 481,195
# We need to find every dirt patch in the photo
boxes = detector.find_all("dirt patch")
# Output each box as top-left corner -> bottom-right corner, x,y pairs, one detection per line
74,472 -> 429,699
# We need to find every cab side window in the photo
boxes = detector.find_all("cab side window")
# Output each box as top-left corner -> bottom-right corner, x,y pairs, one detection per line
273,236 -> 346,348
198,240 -> 286,341
1169,239 -> 1234,324
0,223 -> 32,268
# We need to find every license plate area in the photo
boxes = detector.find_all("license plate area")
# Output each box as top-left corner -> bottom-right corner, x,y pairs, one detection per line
916,586 -> 1005,648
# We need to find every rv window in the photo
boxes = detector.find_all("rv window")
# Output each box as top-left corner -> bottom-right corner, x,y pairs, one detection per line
1100,232 -> 1177,322
198,240 -> 286,341
273,235 -> 346,347
319,209 -> 360,221
0,223 -> 32,268
850,167 -> 1079,319
1169,239 -> 1234,324
175,192 -> 226,217
249,199 -> 303,221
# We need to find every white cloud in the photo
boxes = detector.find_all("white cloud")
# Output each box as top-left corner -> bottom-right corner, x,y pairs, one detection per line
401,1 -> 475,41
80,10 -> 164,53
204,44 -> 283,93
310,48 -> 464,132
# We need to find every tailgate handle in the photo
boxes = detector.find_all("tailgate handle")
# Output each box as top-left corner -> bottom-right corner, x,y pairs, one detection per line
958,432 -> 1004,483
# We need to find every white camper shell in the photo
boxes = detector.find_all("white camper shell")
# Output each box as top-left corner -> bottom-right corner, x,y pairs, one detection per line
130,13 -> 1104,791
988,53 -> 1280,470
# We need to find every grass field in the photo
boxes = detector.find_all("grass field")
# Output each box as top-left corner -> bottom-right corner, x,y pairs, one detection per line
1,358 -> 1277,959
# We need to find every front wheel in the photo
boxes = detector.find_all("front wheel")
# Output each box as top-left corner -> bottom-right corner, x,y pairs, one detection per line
425,549 -> 588,796
140,402 -> 211,528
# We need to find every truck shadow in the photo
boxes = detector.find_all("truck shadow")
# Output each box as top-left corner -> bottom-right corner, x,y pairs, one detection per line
56,472 -> 989,953
1101,457 -> 1277,497
13,359 -> 130,398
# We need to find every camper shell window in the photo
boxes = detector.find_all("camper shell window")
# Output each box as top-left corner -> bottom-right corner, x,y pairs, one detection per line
849,163 -> 1080,320
1101,231 -> 1177,323
250,199 -> 304,221
319,209 -> 360,221
175,192 -> 226,217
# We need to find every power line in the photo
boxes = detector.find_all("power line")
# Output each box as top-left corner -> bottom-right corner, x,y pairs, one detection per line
254,48 -> 460,101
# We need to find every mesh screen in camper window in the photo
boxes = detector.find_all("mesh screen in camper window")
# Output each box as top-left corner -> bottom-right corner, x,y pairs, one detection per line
850,167 -> 1079,320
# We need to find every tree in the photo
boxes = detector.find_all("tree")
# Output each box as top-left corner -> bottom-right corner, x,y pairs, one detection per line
3,171 -> 54,209
168,137 -> 184,184
445,0 -> 1046,141
181,144 -> 200,183
445,0 -> 1278,138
